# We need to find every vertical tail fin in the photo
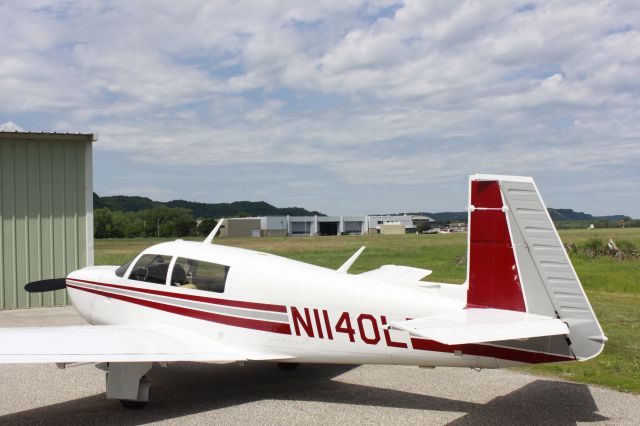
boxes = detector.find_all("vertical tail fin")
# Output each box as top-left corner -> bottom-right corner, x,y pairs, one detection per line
466,174 -> 606,361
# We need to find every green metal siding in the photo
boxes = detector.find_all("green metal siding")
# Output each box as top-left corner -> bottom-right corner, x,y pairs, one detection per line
0,134 -> 92,309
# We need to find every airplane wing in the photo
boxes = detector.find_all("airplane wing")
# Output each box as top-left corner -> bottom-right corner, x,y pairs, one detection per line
0,324 -> 289,363
390,308 -> 569,345
359,265 -> 432,283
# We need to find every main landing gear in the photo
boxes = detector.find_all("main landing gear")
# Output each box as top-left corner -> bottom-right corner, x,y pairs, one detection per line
120,399 -> 148,409
103,362 -> 301,408
277,362 -> 300,370
104,362 -> 152,409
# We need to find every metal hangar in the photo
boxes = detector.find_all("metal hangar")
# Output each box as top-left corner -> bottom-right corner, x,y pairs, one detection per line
0,132 -> 96,309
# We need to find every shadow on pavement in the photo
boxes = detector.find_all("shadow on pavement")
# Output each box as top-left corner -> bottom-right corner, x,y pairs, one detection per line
0,363 -> 608,425
448,379 -> 608,425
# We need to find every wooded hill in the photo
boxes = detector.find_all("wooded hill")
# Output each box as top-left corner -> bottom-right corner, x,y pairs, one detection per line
93,193 -> 636,237
93,193 -> 324,218
422,208 -> 631,223
94,193 -> 633,223
546,208 -> 629,222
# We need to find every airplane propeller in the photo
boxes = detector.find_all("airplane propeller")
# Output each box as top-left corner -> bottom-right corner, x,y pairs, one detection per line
24,278 -> 67,293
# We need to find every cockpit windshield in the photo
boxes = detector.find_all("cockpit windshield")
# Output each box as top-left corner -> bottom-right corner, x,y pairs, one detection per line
129,254 -> 172,284
115,256 -> 136,277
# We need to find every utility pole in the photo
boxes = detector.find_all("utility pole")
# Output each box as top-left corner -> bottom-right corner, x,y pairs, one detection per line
157,218 -> 160,237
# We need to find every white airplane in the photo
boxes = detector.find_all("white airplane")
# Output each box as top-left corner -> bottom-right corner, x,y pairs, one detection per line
0,174 -> 606,408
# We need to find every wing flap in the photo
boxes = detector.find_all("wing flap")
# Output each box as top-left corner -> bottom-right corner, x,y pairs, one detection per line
390,308 -> 569,345
0,324 -> 287,364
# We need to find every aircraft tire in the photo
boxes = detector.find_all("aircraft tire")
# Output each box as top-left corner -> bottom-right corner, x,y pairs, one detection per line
277,362 -> 300,370
120,399 -> 148,409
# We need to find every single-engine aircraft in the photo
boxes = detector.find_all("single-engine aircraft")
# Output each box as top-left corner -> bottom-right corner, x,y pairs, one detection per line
0,174 -> 606,408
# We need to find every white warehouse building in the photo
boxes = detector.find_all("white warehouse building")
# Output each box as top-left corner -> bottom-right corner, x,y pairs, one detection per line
287,215 -> 368,236
220,214 -> 437,237
221,215 -> 369,237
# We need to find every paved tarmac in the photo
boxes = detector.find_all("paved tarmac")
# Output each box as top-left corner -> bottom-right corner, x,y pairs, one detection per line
0,307 -> 638,425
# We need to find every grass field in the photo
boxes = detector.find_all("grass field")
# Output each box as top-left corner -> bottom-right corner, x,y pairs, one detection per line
95,228 -> 640,394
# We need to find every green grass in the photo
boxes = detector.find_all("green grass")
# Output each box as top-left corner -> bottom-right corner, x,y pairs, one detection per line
558,228 -> 640,245
95,234 -> 470,284
570,256 -> 640,294
521,291 -> 640,393
94,228 -> 640,393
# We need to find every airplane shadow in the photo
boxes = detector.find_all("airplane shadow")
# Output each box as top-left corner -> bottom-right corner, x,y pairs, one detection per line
447,378 -> 608,425
0,363 -> 608,425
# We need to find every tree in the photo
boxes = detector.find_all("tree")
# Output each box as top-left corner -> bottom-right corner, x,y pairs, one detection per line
197,218 -> 218,237
138,206 -> 196,238
94,205 -> 197,239
109,211 -> 128,238
94,208 -> 113,238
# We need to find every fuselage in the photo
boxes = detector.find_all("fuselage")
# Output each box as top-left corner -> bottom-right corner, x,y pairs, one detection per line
65,240 -> 565,368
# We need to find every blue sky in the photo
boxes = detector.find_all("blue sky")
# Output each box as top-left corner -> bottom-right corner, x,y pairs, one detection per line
1,1 -> 639,217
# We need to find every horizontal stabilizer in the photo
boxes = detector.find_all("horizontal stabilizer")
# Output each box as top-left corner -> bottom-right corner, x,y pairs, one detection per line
0,324 -> 290,364
390,308 -> 569,345
359,265 -> 432,282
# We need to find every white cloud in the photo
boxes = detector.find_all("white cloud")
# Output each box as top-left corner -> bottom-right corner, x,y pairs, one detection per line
0,121 -> 24,131
1,0 -> 639,215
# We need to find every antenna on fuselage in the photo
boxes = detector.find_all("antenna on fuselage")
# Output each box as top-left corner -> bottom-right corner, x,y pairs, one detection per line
204,219 -> 224,244
337,246 -> 366,274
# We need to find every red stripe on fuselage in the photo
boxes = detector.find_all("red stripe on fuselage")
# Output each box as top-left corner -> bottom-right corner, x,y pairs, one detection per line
68,278 -> 287,313
67,280 -> 571,363
410,337 -> 574,364
66,283 -> 292,335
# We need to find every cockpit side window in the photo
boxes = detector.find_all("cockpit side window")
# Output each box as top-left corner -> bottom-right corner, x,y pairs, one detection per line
171,257 -> 229,293
128,254 -> 172,284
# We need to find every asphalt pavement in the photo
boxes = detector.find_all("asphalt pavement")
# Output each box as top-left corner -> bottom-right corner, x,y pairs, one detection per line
0,307 -> 637,425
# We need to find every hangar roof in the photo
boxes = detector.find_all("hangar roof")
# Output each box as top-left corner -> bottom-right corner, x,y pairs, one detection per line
0,131 -> 98,142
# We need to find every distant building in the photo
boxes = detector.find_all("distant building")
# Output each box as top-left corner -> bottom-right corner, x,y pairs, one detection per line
288,216 -> 316,236
260,216 -> 288,237
219,218 -> 261,238
367,215 -> 416,234
379,222 -> 405,235
219,215 -> 367,237
342,216 -> 367,235
215,214 -> 446,237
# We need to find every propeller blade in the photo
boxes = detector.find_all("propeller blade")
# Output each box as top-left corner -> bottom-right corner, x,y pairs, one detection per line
24,278 -> 67,293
